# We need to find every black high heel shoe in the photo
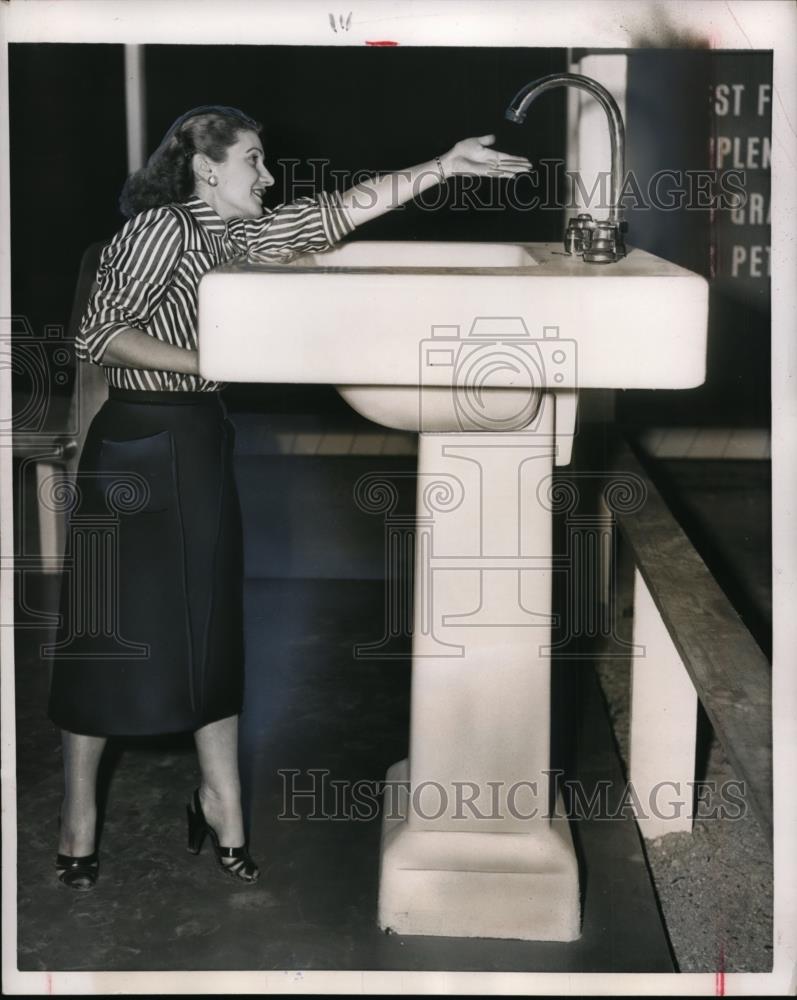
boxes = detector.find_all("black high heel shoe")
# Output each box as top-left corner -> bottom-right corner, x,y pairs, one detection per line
186,788 -> 259,883
55,813 -> 99,890
55,851 -> 99,890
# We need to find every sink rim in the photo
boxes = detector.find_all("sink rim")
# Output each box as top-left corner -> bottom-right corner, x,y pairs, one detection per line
197,242 -> 709,391
245,239 -> 541,274
207,241 -> 704,280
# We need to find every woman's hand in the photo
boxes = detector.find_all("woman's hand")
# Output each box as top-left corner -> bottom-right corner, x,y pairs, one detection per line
441,134 -> 532,179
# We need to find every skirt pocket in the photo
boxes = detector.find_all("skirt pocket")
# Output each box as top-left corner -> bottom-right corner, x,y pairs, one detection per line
95,430 -> 176,514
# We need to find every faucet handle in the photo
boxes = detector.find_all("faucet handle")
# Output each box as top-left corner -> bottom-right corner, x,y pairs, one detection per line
565,214 -> 626,262
564,213 -> 595,255
583,239 -> 617,264
565,229 -> 581,255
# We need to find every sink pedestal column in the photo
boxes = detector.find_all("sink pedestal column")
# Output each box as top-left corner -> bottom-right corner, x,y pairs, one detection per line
377,396 -> 581,941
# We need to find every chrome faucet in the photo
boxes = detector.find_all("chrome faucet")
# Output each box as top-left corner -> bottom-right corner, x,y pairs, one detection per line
505,72 -> 627,263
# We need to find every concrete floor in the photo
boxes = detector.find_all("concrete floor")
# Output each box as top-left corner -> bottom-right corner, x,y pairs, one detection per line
16,576 -> 672,973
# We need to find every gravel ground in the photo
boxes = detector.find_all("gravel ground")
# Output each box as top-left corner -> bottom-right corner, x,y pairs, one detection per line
595,656 -> 773,973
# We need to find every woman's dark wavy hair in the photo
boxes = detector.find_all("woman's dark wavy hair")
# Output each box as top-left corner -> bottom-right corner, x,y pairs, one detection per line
119,106 -> 262,218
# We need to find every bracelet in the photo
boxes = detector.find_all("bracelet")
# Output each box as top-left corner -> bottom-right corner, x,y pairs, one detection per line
434,155 -> 447,183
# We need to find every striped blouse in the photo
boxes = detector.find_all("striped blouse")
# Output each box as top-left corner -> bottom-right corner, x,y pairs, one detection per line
77,191 -> 355,391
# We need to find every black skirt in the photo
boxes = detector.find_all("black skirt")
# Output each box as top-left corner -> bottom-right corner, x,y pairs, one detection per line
47,388 -> 244,736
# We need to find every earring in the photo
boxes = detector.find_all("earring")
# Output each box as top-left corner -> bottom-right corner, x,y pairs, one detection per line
208,175 -> 218,187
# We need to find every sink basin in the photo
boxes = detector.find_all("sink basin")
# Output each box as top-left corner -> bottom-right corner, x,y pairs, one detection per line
198,239 -> 708,430
296,240 -> 540,269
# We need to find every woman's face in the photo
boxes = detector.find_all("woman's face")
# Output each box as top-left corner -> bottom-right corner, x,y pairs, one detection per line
204,129 -> 275,220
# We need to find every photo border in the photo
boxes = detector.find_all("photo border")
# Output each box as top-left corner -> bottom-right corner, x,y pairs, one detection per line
1,1 -> 794,994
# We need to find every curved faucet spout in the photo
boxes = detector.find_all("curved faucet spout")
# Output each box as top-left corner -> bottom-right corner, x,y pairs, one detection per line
506,72 -> 625,227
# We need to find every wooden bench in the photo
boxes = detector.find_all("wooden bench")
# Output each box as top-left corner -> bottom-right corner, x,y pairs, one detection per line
606,435 -> 772,844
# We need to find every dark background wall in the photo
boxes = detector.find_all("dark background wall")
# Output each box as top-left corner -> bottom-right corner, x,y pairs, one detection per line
9,44 -> 770,427
619,49 -> 771,430
145,45 -> 566,244
9,44 -> 127,375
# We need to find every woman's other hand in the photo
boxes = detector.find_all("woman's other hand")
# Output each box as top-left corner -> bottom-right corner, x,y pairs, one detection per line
441,135 -> 532,179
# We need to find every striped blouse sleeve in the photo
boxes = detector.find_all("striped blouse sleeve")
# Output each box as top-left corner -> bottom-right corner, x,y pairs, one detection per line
243,191 -> 355,263
77,207 -> 184,365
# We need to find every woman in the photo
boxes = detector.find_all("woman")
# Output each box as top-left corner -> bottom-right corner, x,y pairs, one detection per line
49,105 -> 530,889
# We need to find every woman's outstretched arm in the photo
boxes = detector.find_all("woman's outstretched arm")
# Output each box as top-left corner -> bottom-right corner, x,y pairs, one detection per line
339,135 -> 531,228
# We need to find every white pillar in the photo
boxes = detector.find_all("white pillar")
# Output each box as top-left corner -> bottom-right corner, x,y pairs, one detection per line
377,395 -> 581,941
34,460 -> 65,575
124,45 -> 147,174
567,51 -> 627,426
629,567 -> 698,839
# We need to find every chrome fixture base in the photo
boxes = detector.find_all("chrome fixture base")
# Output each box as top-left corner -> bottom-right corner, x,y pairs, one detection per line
564,213 -> 627,263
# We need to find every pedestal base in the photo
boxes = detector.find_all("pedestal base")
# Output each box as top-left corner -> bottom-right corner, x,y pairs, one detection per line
377,759 -> 581,942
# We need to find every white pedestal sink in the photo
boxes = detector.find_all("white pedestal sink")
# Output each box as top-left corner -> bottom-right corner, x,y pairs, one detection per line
198,239 -> 708,942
